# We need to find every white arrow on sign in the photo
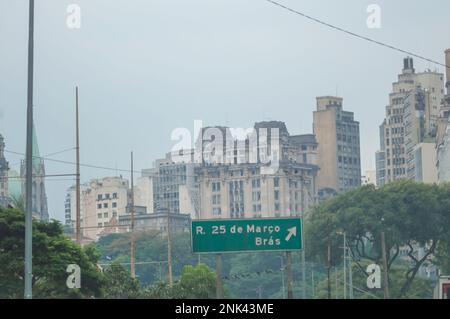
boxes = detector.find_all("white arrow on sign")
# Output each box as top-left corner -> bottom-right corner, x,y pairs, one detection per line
285,227 -> 297,242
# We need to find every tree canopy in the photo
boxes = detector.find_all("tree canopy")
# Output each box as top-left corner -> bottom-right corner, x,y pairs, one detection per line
0,207 -> 104,298
305,181 -> 450,298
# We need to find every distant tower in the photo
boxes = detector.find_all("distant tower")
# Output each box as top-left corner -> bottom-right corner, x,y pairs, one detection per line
0,134 -> 10,207
20,125 -> 49,221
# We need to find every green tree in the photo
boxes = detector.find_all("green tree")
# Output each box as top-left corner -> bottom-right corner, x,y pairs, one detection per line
0,207 -> 105,298
102,262 -> 141,299
306,181 -> 450,298
141,263 -> 217,299
177,263 -> 216,299
313,261 -> 434,299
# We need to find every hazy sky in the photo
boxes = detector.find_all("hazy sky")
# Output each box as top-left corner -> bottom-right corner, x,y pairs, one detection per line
1,0 -> 449,222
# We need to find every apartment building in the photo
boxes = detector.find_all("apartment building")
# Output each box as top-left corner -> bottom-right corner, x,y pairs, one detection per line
377,57 -> 444,184
313,96 -> 361,193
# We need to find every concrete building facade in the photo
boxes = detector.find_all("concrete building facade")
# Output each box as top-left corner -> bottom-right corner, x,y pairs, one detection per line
377,57 -> 444,184
119,207 -> 190,234
64,183 -> 88,228
437,49 -> 450,183
0,134 -> 9,207
313,96 -> 361,193
143,153 -> 198,219
195,122 -> 319,220
81,176 -> 129,241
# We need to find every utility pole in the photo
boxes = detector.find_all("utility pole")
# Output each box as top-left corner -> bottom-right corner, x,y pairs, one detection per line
286,251 -> 294,299
24,0 -> 35,300
279,255 -> 286,299
167,204 -> 173,286
300,178 -> 307,299
349,250 -> 354,299
216,254 -> 224,299
75,87 -> 81,245
327,238 -> 331,299
130,151 -> 136,278
343,232 -> 347,299
381,231 -> 390,299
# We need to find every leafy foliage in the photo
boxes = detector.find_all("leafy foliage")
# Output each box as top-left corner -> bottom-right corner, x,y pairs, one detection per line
0,207 -> 104,298
305,181 -> 450,298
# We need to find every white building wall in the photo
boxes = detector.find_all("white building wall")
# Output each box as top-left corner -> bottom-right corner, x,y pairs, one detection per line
438,123 -> 450,183
135,176 -> 154,213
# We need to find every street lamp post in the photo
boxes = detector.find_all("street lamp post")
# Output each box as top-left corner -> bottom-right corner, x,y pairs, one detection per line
24,0 -> 35,299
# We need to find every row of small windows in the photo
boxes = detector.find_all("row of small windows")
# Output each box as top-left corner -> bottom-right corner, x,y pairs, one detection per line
337,134 -> 359,144
392,98 -> 404,105
386,137 -> 404,146
97,211 -> 117,219
388,116 -> 403,125
337,124 -> 359,133
338,156 -> 360,165
338,145 -> 359,153
387,168 -> 406,176
97,193 -> 118,201
389,127 -> 404,135
339,178 -> 360,187
97,202 -> 117,209
388,157 -> 406,166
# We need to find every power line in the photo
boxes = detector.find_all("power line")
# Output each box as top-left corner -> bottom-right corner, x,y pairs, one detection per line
7,146 -> 76,167
4,149 -> 318,180
5,149 -> 140,174
264,0 -> 449,69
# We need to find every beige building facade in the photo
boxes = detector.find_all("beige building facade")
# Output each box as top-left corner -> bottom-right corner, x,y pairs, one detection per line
81,177 -> 129,241
377,57 -> 444,184
313,96 -> 361,193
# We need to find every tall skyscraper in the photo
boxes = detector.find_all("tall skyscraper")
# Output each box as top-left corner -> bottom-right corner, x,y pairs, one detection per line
377,57 -> 444,184
0,134 -> 10,207
313,96 -> 361,193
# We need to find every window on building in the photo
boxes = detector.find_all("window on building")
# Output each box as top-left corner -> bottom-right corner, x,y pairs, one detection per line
103,203 -> 108,208
97,204 -> 102,209
97,194 -> 102,201
274,190 -> 279,201
113,193 -> 118,199
274,177 -> 280,187
98,223 -> 102,228
104,212 -> 108,218
113,211 -> 117,217
97,213 -> 102,219
112,202 -> 117,208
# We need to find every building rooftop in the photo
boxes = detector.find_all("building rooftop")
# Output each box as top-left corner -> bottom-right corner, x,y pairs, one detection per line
289,134 -> 317,145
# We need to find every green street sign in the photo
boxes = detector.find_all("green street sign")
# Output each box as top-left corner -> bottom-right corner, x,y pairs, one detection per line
191,217 -> 302,254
